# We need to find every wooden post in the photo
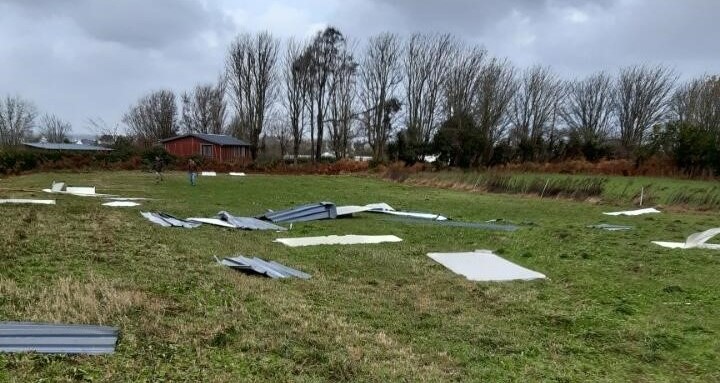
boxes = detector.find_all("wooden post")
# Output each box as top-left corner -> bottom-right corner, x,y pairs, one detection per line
540,179 -> 550,199
640,187 -> 644,206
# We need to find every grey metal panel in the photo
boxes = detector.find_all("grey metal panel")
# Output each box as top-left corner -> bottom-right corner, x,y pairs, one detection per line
23,142 -> 112,151
217,211 -> 287,231
141,212 -> 201,228
260,202 -> 337,223
220,256 -> 311,279
382,216 -> 518,231
0,322 -> 118,354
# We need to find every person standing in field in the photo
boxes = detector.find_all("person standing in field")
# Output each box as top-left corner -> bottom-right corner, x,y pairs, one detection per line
153,156 -> 164,183
188,159 -> 198,186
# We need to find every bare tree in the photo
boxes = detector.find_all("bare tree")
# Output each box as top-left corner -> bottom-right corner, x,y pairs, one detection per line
0,95 -> 37,146
509,65 -> 565,161
40,114 -> 71,143
614,65 -> 677,151
672,75 -> 720,133
359,33 -> 403,162
181,79 -> 226,134
445,44 -> 487,117
304,27 -> 347,162
328,44 -> 358,159
226,31 -> 280,159
473,57 -> 517,163
282,38 -> 308,163
403,33 -> 457,154
265,119 -> 291,159
563,72 -> 613,145
122,90 -> 177,147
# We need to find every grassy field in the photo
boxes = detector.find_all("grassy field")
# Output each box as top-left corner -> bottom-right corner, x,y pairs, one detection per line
0,171 -> 719,382
399,170 -> 720,209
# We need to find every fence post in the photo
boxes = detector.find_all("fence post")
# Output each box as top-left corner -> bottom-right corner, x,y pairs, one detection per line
540,179 -> 550,199
640,187 -> 644,206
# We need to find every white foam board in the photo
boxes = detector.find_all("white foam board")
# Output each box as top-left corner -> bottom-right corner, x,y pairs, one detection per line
229,172 -> 246,176
102,201 -> 141,207
274,234 -> 403,247
603,208 -> 661,216
427,250 -> 546,282
0,199 -> 56,205
201,171 -> 217,176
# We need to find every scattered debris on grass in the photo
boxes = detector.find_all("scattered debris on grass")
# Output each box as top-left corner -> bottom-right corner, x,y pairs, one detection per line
653,228 -> 720,249
589,224 -> 633,231
0,321 -> 118,354
274,234 -> 403,247
427,250 -> 546,282
603,207 -> 661,216
141,212 -> 202,228
103,201 -> 141,207
260,202 -> 337,223
229,172 -> 246,176
0,199 -> 55,205
42,181 -> 113,197
106,197 -> 150,201
201,171 -> 217,176
189,211 -> 287,231
218,256 -> 311,279
336,202 -> 447,220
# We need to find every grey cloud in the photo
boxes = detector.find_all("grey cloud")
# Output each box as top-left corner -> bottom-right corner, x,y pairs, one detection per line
4,0 -> 229,49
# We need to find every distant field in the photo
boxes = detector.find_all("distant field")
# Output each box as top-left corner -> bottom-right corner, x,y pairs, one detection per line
0,171 -> 718,381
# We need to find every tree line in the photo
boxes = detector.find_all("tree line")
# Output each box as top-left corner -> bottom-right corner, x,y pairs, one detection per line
2,27 -> 718,173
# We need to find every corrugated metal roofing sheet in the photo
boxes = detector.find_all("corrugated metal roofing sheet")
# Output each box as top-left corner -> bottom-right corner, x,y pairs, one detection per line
0,322 -> 118,354
141,212 -> 202,228
260,202 -> 337,223
23,142 -> 112,151
217,211 -> 287,231
219,256 -> 311,279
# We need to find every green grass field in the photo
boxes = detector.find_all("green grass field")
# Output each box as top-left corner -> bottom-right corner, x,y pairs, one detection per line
0,171 -> 718,381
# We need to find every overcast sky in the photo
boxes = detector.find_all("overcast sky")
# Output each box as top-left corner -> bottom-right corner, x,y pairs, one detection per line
0,0 -> 717,134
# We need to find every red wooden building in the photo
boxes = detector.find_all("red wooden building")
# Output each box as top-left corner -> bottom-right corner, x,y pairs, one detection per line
160,133 -> 252,162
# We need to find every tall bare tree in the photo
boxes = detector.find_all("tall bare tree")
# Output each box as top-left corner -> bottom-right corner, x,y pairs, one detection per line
445,44 -> 487,117
226,31 -> 280,159
40,114 -> 71,143
509,65 -> 565,161
181,79 -> 227,134
122,90 -> 177,147
473,57 -> 517,163
403,33 -> 457,154
359,33 -> 403,162
0,95 -> 36,146
304,27 -> 347,162
614,65 -> 677,151
328,45 -> 358,158
282,38 -> 309,163
672,75 -> 720,133
563,72 -> 613,145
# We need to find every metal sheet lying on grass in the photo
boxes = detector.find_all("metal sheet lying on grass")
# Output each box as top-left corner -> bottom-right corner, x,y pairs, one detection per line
336,202 -> 447,220
141,212 -> 202,228
201,171 -> 217,176
0,321 -> 118,354
0,199 -> 56,205
274,234 -> 402,247
427,250 -> 546,282
219,256 -> 311,279
217,211 -> 286,230
260,202 -> 337,223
